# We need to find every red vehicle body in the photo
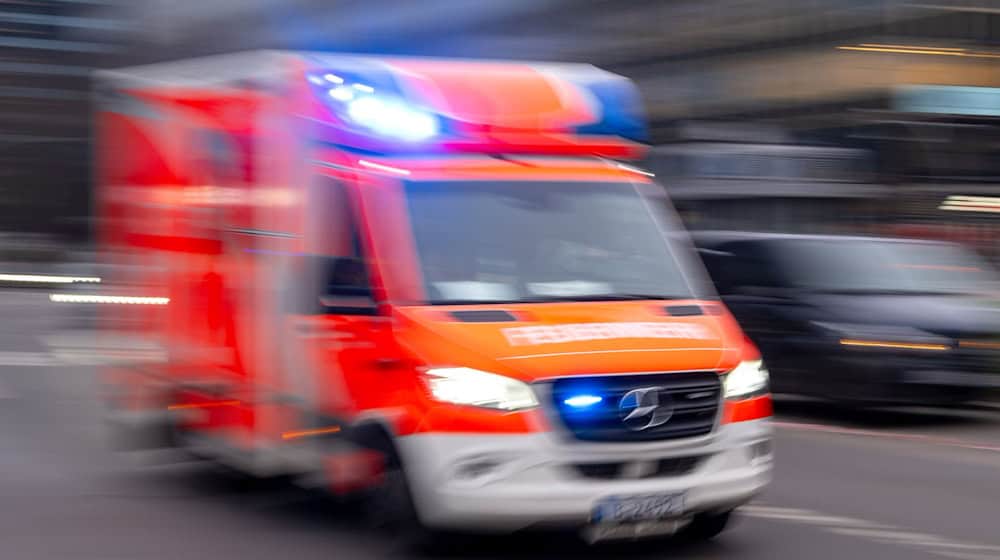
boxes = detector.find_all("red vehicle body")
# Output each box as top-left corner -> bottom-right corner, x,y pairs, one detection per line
95,51 -> 772,541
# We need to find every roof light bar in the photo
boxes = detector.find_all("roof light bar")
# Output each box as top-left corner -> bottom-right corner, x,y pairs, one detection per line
301,58 -> 648,155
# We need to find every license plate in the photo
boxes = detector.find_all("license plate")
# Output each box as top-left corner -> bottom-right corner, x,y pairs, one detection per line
582,519 -> 684,543
592,492 -> 686,524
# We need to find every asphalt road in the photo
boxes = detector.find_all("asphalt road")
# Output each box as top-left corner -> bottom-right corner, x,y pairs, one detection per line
2,289 -> 1000,560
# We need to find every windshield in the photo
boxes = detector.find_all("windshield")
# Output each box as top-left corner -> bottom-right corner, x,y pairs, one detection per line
775,239 -> 1000,295
404,180 -> 701,304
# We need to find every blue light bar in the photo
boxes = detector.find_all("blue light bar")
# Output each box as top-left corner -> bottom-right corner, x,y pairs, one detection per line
564,395 -> 603,408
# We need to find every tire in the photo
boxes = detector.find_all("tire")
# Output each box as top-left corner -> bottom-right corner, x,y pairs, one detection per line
679,510 -> 732,542
362,432 -> 444,552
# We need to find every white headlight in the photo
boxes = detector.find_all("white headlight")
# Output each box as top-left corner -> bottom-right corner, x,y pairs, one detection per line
724,360 -> 769,399
424,367 -> 539,411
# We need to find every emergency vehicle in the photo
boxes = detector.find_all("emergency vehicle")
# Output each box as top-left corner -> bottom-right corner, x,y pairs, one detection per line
95,51 -> 773,543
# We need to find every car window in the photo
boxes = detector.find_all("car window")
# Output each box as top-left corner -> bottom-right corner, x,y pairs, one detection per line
773,239 -> 999,294
719,241 -> 787,291
698,247 -> 736,294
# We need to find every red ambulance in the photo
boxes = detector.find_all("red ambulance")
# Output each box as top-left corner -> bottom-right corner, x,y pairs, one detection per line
95,51 -> 773,543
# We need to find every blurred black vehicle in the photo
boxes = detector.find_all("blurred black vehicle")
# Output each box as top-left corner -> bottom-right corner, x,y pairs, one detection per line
693,232 -> 1000,405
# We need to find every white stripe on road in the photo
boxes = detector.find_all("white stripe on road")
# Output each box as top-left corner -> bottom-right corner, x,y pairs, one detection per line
49,349 -> 166,365
39,332 -> 163,351
744,505 -> 1000,560
0,351 -> 60,367
0,349 -> 166,367
743,505 -> 893,529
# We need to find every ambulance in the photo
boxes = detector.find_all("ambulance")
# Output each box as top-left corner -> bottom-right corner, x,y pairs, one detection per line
95,51 -> 773,543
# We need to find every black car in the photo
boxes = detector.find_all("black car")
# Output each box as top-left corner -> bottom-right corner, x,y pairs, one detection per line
692,232 -> 1000,405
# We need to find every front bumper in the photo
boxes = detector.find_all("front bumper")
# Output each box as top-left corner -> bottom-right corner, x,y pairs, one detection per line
823,351 -> 1000,404
397,419 -> 772,532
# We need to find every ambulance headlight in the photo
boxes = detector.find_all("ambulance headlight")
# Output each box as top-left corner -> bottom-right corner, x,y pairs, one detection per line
723,360 -> 769,399
423,367 -> 539,411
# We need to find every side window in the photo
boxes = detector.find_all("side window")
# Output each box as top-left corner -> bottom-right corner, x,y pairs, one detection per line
320,238 -> 371,297
298,178 -> 375,315
697,248 -> 736,295
722,241 -> 785,292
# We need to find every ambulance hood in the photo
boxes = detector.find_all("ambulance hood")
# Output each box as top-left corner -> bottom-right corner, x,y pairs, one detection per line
394,301 -> 745,383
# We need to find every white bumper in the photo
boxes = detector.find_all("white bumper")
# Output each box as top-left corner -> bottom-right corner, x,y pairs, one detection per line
397,419 -> 773,532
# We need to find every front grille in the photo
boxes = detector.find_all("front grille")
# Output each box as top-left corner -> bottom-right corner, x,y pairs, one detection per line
571,456 -> 703,480
653,455 -> 704,476
574,462 -> 622,479
549,372 -> 722,442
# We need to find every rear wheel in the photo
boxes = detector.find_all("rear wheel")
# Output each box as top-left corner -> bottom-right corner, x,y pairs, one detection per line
679,510 -> 733,542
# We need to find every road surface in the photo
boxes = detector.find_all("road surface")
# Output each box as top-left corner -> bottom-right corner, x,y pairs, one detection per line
1,289 -> 999,559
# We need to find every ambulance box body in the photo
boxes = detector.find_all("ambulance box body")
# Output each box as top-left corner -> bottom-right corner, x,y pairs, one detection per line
95,51 -> 772,541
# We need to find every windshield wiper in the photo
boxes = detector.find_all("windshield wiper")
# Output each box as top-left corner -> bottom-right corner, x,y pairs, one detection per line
426,299 -> 525,306
522,293 -> 690,303
426,294 -> 691,305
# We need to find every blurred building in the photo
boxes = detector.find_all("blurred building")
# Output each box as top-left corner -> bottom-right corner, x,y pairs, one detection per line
1,0 -> 130,240
608,0 -> 1000,252
7,0 -> 1000,257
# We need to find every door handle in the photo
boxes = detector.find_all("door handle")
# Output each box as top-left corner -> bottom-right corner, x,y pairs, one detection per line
374,357 -> 403,370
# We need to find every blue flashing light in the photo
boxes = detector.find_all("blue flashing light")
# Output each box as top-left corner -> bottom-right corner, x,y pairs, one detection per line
564,395 -> 603,408
309,71 -> 438,142
328,86 -> 354,101
347,96 -> 381,123
346,95 -> 438,141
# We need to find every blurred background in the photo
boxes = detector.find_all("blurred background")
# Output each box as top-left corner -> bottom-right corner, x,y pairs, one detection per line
3,0 -> 1000,260
3,1 -> 1000,559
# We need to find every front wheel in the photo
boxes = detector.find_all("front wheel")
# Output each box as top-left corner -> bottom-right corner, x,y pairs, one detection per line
679,510 -> 733,542
363,439 -> 447,551
366,461 -> 420,529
